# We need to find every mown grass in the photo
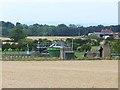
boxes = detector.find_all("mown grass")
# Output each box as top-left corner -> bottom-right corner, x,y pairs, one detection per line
75,51 -> 84,59
2,57 -> 119,61
92,46 -> 99,49
3,57 -> 62,61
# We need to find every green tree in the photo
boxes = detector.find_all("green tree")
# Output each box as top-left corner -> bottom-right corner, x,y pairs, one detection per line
10,43 -> 18,51
2,43 -> 11,51
88,34 -> 100,39
18,38 -> 34,51
81,43 -> 92,52
10,23 -> 27,42
77,46 -> 82,52
111,40 -> 120,53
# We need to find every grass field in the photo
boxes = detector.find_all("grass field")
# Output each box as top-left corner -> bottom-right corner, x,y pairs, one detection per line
92,46 -> 99,50
75,46 -> 99,59
75,51 -> 84,59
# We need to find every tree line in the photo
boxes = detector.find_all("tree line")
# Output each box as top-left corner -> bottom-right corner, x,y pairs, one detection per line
1,21 -> 120,37
1,21 -> 120,54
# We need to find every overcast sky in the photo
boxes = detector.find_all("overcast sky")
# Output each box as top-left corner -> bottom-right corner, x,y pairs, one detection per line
0,0 -> 119,26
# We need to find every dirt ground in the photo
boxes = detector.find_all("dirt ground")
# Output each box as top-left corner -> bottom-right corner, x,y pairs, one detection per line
2,60 -> 118,88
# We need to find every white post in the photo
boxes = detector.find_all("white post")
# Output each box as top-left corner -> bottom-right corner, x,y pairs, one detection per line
27,44 -> 29,54
72,39 -> 73,51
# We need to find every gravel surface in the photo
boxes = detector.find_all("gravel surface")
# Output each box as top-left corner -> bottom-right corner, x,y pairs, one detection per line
2,60 -> 118,88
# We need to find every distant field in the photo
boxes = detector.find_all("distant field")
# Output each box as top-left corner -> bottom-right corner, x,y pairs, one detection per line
27,36 -> 81,40
0,36 -> 83,41
0,37 -> 11,40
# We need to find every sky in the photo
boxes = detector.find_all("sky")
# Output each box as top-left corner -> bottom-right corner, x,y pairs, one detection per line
0,0 -> 119,26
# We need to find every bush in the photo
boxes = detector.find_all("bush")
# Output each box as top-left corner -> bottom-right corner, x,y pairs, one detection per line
77,46 -> 82,52
8,48 -> 12,52
2,43 -> 11,51
111,40 -> 120,53
81,43 -> 92,52
10,43 -> 18,51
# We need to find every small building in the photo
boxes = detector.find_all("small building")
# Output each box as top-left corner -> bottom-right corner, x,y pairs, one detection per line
88,29 -> 120,39
114,32 -> 120,39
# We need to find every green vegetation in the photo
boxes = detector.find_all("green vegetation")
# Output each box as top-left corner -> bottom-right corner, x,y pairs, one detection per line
0,48 -> 2,55
75,46 -> 99,59
75,51 -> 84,59
1,21 -> 119,37
111,40 -> 120,54
92,46 -> 99,50
88,34 -> 101,39
2,38 -> 96,51
2,57 -> 61,61
10,23 -> 27,42
2,56 -> 119,61
1,21 -> 120,61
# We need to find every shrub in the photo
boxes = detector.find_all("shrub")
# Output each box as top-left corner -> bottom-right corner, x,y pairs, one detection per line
77,46 -> 82,52
2,43 -> 11,51
81,43 -> 92,52
111,40 -> 120,54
